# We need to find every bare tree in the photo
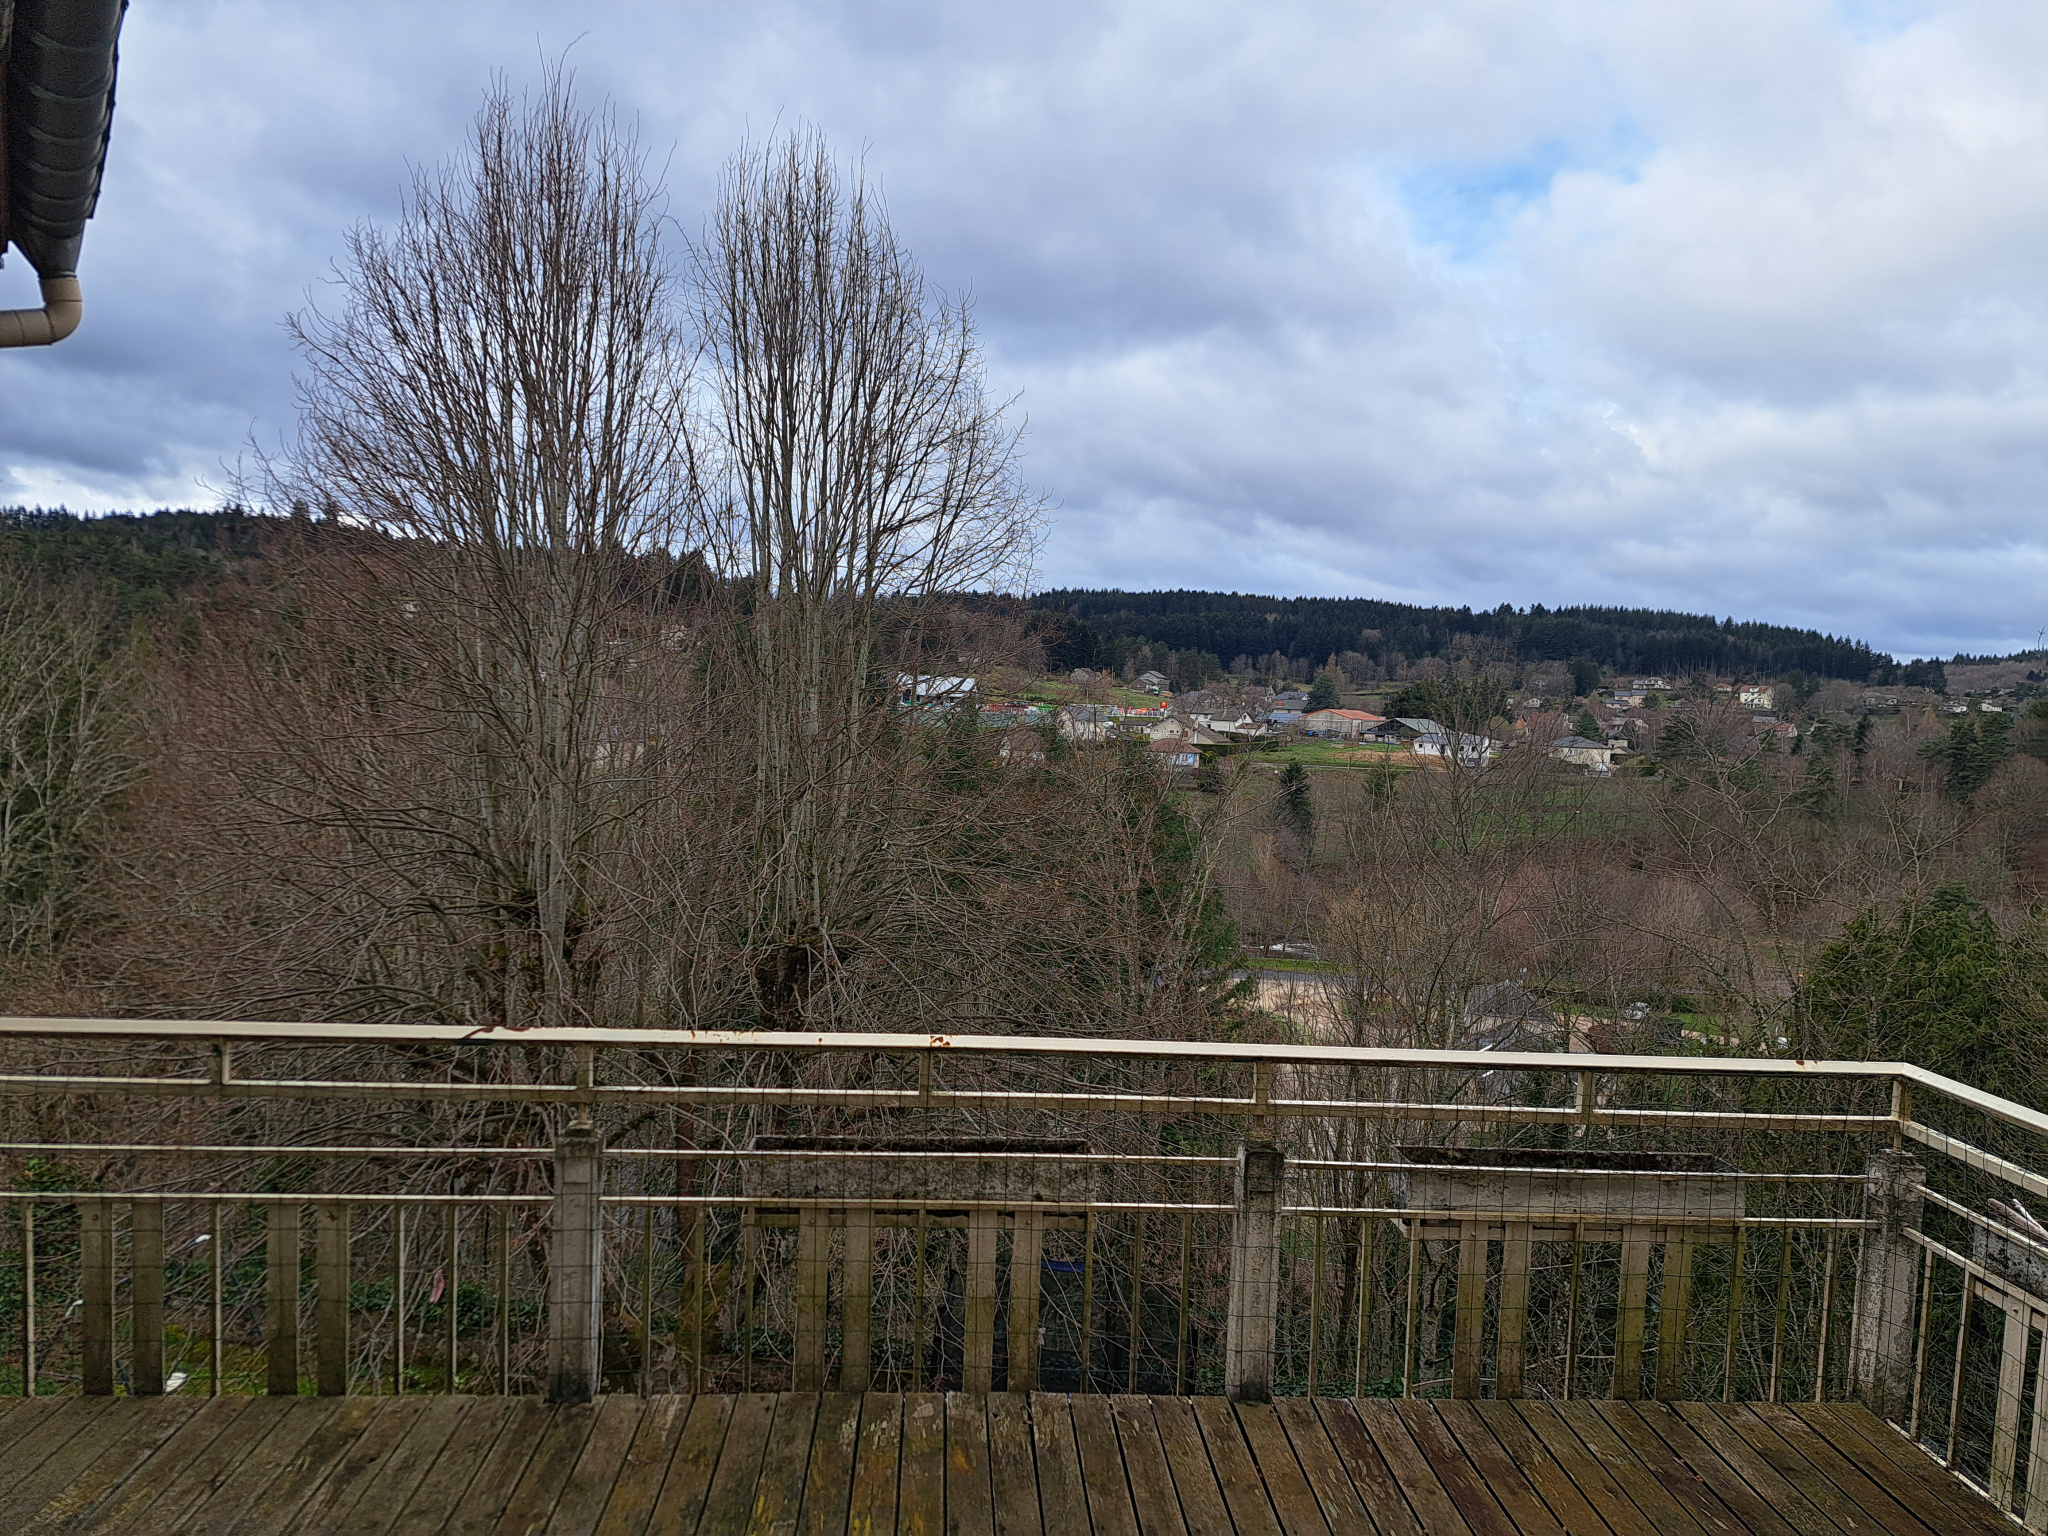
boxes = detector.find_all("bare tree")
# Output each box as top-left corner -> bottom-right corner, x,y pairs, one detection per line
691,131 -> 1042,1025
203,70 -> 703,1032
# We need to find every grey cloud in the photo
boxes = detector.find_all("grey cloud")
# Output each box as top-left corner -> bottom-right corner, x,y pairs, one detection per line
3,1 -> 2044,657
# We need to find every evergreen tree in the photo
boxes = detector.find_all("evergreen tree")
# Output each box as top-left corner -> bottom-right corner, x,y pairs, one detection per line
1573,707 -> 1601,740
1276,761 -> 1314,840
1305,671 -> 1342,711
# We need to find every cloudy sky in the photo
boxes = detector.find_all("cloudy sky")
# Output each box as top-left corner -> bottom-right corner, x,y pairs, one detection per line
3,2 -> 2045,658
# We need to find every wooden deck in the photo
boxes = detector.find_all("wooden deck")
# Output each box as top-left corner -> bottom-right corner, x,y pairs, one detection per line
0,1392 -> 2006,1534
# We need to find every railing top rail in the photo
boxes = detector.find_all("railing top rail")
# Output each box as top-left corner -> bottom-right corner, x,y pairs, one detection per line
2,1015 -> 2041,1139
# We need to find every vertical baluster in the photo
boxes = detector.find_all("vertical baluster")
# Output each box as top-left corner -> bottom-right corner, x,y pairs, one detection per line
317,1205 -> 350,1396
1498,1221 -> 1532,1401
1908,1247 -> 1935,1439
1812,1229 -> 1837,1403
1401,1219 -> 1420,1399
1079,1210 -> 1094,1389
209,1200 -> 223,1396
1352,1215 -> 1371,1400
394,1206 -> 408,1395
1452,1220 -> 1486,1401
267,1202 -> 301,1395
912,1208 -> 928,1388
1126,1211 -> 1144,1394
1611,1224 -> 1653,1401
1005,1207 -> 1039,1394
638,1205 -> 654,1397
132,1201 -> 165,1395
1306,1215 -> 1323,1396
445,1203 -> 459,1393
1655,1232 -> 1695,1402
795,1207 -> 829,1391
1767,1230 -> 1794,1404
1722,1227 -> 1746,1403
81,1199 -> 115,1395
20,1203 -> 35,1397
1991,1304 -> 2028,1508
690,1206 -> 706,1394
2024,1327 -> 2048,1531
741,1215 -> 756,1394
964,1208 -> 999,1393
1946,1274 -> 1974,1467
495,1206 -> 511,1396
1175,1212 -> 1192,1397
1562,1223 -> 1584,1401
843,1206 -> 875,1392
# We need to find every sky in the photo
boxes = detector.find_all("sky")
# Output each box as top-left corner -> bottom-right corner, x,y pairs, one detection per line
3,2 -> 2046,659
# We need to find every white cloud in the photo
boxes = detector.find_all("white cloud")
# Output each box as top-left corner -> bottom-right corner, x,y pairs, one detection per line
2,0 -> 2045,655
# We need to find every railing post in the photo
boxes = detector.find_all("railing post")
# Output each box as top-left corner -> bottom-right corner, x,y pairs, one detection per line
131,1202 -> 164,1396
1225,1142 -> 1284,1403
547,1124 -> 604,1403
267,1203 -> 301,1395
1850,1148 -> 1925,1416
81,1199 -> 115,1396
316,1205 -> 350,1396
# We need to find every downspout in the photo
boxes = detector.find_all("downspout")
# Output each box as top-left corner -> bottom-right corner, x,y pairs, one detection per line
0,272 -> 79,347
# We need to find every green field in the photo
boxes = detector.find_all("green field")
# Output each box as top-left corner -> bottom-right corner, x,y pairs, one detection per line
1261,738 -> 1414,770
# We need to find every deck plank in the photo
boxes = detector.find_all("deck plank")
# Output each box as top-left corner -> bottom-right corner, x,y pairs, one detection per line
1429,1402 -> 1569,1536
138,1394 -> 303,1533
697,1394 -> 782,1536
1392,1400 -> 1523,1536
1790,1405 -> 2014,1536
800,1392 -> 866,1536
3,1398 -> 97,1486
489,1400 -> 604,1536
946,1391 -> 998,1536
845,1392 -> 902,1536
643,1394 -> 734,1536
1348,1400 -> 1476,1535
1590,1404 -> 1753,1536
1233,1401 -> 1328,1535
1695,1404 -> 1883,1536
0,1396 -> 74,1463
1109,1395 -> 1186,1536
547,1396 -> 651,1536
895,1392 -> 948,1536
2,1398 -> 152,1531
1148,1396 -> 1234,1536
1546,1404 -> 1710,1536
18,1396 -> 200,1533
1029,1394 -> 1090,1536
1507,1402 -> 1669,1536
1312,1398 -> 1426,1536
385,1398 -> 523,1536
331,1395 -> 473,1536
749,1392 -> 822,1536
1189,1396 -> 1283,1536
288,1399 -> 438,1535
80,1396 -> 259,1535
1068,1393 -> 1140,1536
178,1398 -> 350,1536
1625,1402 -> 1810,1536
1462,1401 -> 1625,1536
439,1398 -> 557,1536
985,1391 -> 1043,1536
1273,1398 -> 1376,1534
1663,1404 -> 1842,1536
586,1396 -> 690,1536
1740,1405 -> 1940,1536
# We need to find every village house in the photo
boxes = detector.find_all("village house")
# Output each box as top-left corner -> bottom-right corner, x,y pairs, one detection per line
1134,669 -> 1170,693
1549,734 -> 1619,771
1148,738 -> 1200,774
1299,707 -> 1386,739
897,674 -> 976,706
1056,704 -> 1114,742
1738,684 -> 1775,709
1412,724 -> 1498,766
1144,715 -> 1230,747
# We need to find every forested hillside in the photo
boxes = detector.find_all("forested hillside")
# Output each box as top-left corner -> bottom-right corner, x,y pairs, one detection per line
1034,587 -> 1944,686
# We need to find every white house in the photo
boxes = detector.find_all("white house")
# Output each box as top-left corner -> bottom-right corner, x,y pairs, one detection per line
1738,684 -> 1775,709
897,674 -> 976,706
1549,735 -> 1619,770
1413,728 -> 1497,767
1056,704 -> 1115,742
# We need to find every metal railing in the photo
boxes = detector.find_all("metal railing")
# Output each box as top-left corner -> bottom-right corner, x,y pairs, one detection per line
3,1018 -> 2048,1521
